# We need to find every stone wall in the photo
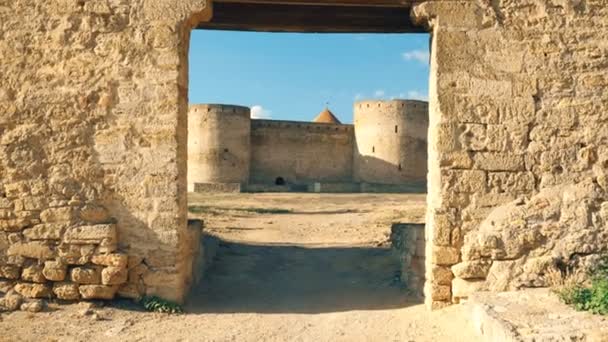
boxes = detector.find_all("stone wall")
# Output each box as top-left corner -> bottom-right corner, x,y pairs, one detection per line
0,0 -> 211,303
391,223 -> 425,297
250,120 -> 355,185
188,104 -> 251,190
415,0 -> 608,309
354,100 -> 429,185
2,0 -> 607,312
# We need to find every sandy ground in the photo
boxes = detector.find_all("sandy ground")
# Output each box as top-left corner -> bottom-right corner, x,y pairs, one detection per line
0,192 -> 480,342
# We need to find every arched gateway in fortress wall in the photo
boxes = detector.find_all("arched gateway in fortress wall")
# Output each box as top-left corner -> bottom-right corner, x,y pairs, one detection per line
2,0 -> 607,312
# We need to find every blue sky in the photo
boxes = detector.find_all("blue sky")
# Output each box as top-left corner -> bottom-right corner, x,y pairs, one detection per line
189,31 -> 430,124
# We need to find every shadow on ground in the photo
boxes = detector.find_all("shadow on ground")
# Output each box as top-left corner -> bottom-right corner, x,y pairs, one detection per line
186,237 -> 419,314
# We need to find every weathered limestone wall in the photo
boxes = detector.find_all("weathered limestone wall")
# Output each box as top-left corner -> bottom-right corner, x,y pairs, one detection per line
415,0 -> 608,309
391,223 -> 425,297
353,100 -> 428,185
0,0 -> 211,303
188,104 -> 251,190
250,120 -> 355,185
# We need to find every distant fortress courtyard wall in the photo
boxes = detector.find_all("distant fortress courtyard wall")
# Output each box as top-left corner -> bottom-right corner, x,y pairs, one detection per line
187,104 -> 251,191
250,120 -> 355,185
354,100 -> 429,185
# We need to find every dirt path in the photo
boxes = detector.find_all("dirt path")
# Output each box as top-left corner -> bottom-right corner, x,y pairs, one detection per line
0,193 -> 480,341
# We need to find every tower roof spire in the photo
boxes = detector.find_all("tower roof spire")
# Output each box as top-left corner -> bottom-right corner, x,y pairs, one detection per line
313,105 -> 342,124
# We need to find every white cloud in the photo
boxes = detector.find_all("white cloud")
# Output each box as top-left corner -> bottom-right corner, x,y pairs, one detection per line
406,90 -> 429,101
402,49 -> 430,64
374,89 -> 385,98
250,105 -> 272,119
354,93 -> 364,101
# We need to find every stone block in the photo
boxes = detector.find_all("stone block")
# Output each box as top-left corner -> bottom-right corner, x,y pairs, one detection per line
0,265 -> 20,279
40,207 -> 75,223
429,300 -> 452,311
78,285 -> 118,300
430,283 -> 452,301
431,265 -> 454,285
18,197 -> 47,212
14,283 -> 52,298
7,242 -> 54,260
42,260 -> 67,281
70,267 -> 101,285
0,218 -> 30,232
0,293 -> 22,311
0,231 -> 7,251
23,223 -> 67,240
474,152 -> 524,171
496,97 -> 536,124
91,253 -> 128,268
452,260 -> 492,279
436,123 -> 460,152
0,280 -> 15,293
437,94 -> 500,124
20,299 -> 44,312
471,192 -> 517,208
433,246 -> 460,266
488,172 -> 535,195
21,265 -> 46,283
439,151 -> 474,169
63,224 -> 117,245
459,124 -> 486,151
442,170 -> 487,193
58,244 -> 96,265
101,267 -> 128,285
84,0 -> 112,14
431,214 -> 453,246
486,123 -> 529,152
79,205 -> 110,224
52,282 -> 80,300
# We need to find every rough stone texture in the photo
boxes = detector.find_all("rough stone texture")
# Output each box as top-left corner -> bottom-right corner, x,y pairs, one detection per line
21,264 -> 46,283
43,260 -> 68,281
53,282 -> 81,300
0,265 -> 20,280
391,223 -> 425,297
101,266 -> 128,285
91,253 -> 128,268
0,291 -> 23,312
78,285 -> 118,300
20,299 -> 45,313
0,0 -> 212,303
468,289 -> 608,342
413,0 -> 608,308
14,283 -> 52,299
2,0 -> 607,310
70,267 -> 101,285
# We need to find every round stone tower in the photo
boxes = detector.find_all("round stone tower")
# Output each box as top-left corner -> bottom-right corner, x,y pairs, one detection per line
353,99 -> 429,185
188,104 -> 251,191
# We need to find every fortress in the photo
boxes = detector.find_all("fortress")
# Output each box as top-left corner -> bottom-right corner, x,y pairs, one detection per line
3,0 -> 608,320
187,100 -> 429,192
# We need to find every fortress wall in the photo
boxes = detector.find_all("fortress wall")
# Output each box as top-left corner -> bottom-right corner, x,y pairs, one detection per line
250,120 -> 354,185
414,1 -> 608,309
0,1 -> 212,304
3,0 -> 608,313
353,100 -> 429,184
188,104 -> 251,190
